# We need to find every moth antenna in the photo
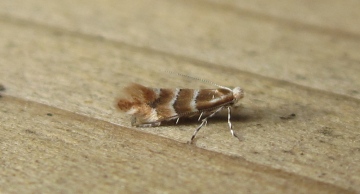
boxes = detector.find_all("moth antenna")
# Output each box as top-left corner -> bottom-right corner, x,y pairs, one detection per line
163,70 -> 231,90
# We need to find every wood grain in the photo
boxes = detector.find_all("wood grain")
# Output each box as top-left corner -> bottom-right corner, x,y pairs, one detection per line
0,0 -> 359,193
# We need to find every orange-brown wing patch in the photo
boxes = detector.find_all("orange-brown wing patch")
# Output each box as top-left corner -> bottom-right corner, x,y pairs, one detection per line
117,83 -> 159,123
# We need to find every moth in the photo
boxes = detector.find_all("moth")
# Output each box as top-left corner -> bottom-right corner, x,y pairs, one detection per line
117,74 -> 244,142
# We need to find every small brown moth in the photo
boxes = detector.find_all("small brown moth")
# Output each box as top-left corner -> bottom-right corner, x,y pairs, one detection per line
117,74 -> 244,142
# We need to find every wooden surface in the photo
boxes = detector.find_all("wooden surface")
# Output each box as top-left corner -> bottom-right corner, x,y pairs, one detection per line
0,0 -> 359,193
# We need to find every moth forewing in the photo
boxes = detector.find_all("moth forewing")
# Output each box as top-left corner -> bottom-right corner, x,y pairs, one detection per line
117,81 -> 244,142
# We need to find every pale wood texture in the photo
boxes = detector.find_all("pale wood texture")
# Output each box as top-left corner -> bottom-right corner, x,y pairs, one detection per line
0,0 -> 359,193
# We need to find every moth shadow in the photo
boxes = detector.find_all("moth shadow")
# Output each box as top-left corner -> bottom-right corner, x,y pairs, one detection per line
160,108 -> 258,127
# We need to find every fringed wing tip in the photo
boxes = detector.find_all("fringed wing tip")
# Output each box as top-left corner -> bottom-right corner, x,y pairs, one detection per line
115,83 -> 146,112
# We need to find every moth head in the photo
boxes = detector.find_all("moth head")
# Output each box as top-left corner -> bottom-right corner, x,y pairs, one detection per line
232,87 -> 244,103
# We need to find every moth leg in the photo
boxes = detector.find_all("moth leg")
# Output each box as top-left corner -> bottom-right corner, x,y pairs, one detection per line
190,119 -> 207,142
176,117 -> 180,124
198,112 -> 204,121
190,107 -> 223,143
227,107 -> 238,138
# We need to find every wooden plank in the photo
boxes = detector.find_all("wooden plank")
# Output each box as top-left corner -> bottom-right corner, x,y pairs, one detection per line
0,16 -> 359,192
0,0 -> 359,98
0,0 -> 359,193
0,95 -> 353,193
205,0 -> 360,34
